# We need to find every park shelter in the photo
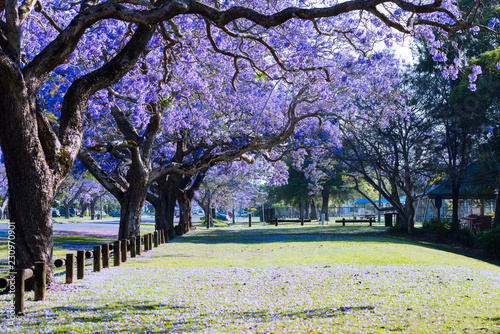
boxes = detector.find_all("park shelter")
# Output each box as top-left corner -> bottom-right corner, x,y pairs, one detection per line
424,168 -> 497,229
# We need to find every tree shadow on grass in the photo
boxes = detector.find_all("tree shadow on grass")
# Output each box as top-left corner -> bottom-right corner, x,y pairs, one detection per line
18,300 -> 196,333
180,227 -> 500,267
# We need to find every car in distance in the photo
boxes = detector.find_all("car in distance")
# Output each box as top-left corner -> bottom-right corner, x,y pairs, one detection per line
52,208 -> 61,217
216,212 -> 229,221
108,212 -> 121,217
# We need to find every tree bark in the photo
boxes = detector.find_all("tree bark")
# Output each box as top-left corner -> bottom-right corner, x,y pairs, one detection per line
310,198 -> 318,220
154,176 -> 181,240
321,189 -> 329,221
0,90 -> 60,284
118,164 -> 148,239
493,191 -> 500,228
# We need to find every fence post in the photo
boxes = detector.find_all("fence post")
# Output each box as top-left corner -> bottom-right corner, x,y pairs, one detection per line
76,250 -> 85,280
369,218 -> 373,227
342,218 -> 346,226
301,218 -> 304,226
130,237 -> 136,258
14,269 -> 25,315
114,241 -> 121,266
275,218 -> 278,226
154,231 -> 159,248
85,250 -> 93,259
136,235 -> 142,255
102,243 -> 109,269
66,254 -> 74,284
34,262 -> 46,301
121,239 -> 127,263
248,213 -> 252,227
148,233 -> 153,250
93,245 -> 101,272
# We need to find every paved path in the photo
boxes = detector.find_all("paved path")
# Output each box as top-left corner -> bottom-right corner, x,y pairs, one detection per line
0,216 -> 157,238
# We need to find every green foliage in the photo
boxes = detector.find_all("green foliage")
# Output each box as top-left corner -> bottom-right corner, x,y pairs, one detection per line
452,226 -> 481,248
423,218 -> 451,242
478,225 -> 500,258
449,48 -> 500,103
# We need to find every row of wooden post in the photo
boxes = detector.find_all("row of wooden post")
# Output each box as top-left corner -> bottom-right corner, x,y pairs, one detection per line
7,229 -> 168,316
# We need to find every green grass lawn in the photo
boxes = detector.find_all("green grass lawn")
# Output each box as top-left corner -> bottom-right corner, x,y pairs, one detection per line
1,225 -> 499,333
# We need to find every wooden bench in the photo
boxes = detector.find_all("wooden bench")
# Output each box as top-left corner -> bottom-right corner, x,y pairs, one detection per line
335,218 -> 375,226
268,218 -> 312,226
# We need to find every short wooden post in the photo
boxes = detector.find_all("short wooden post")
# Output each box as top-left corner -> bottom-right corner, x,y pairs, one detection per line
93,245 -> 101,272
249,213 -> 252,227
102,243 -> 110,269
121,239 -> 127,263
85,250 -> 93,259
77,250 -> 85,280
34,262 -> 46,301
149,233 -> 153,250
206,214 -> 210,229
136,235 -> 141,255
275,218 -> 278,226
66,253 -> 74,284
109,243 -> 114,251
130,238 -> 136,258
114,241 -> 121,266
301,218 -> 304,226
154,231 -> 159,248
342,218 -> 346,226
369,218 -> 373,227
14,269 -> 26,315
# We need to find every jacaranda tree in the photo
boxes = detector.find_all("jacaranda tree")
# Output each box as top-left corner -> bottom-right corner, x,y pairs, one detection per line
0,0 -> 496,283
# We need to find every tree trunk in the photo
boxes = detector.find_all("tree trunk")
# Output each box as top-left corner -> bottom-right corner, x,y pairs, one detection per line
118,165 -> 149,239
80,200 -> 88,218
0,96 -> 61,284
493,191 -> 500,228
321,189 -> 329,221
63,202 -> 71,219
155,176 -> 181,240
310,198 -> 318,220
451,182 -> 461,231
178,189 -> 192,234
305,200 -> 310,219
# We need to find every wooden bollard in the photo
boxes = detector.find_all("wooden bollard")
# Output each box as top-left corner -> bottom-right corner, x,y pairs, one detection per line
154,231 -> 159,248
159,230 -> 164,244
54,258 -> 66,268
275,218 -> 278,226
109,243 -> 114,251
163,229 -> 167,243
93,245 -> 101,272
369,218 -> 373,227
207,214 -> 210,229
143,235 -> 148,252
114,241 -> 121,266
301,218 -> 304,226
342,218 -> 346,226
149,233 -> 153,250
121,239 -> 127,263
102,243 -> 110,269
130,238 -> 136,258
66,254 -> 74,284
77,250 -> 85,280
85,250 -> 93,259
249,213 -> 252,227
34,262 -> 46,301
14,269 -> 30,315
136,235 -> 141,255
